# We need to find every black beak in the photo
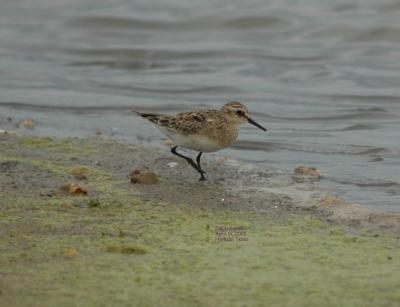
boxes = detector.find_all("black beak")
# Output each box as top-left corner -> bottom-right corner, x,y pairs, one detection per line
248,118 -> 267,131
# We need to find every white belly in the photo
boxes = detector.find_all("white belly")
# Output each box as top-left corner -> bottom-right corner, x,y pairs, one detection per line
159,127 -> 222,152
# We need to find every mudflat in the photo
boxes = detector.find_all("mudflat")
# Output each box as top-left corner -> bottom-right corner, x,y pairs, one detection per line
1,135 -> 400,306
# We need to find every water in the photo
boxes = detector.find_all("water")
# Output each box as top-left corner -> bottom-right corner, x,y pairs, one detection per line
0,0 -> 399,212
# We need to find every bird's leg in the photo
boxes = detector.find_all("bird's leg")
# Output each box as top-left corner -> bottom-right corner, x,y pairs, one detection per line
196,152 -> 207,174
196,152 -> 206,181
199,173 -> 206,181
171,146 -> 206,181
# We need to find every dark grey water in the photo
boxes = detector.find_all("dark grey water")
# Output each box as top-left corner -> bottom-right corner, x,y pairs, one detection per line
1,0 -> 399,211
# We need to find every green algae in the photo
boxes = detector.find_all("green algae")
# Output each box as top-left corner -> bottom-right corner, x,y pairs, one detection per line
18,137 -> 94,155
2,193 -> 400,307
1,137 -> 400,307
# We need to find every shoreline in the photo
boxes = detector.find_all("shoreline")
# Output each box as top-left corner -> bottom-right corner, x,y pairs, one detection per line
1,133 -> 399,234
2,134 -> 400,306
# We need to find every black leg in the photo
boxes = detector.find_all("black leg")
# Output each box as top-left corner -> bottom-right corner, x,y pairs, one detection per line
171,146 -> 206,181
196,152 -> 206,174
196,152 -> 206,181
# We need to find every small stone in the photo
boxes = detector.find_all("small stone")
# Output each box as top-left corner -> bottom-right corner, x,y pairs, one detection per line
18,119 -> 37,129
69,184 -> 88,195
167,162 -> 178,168
294,166 -> 322,177
293,166 -> 322,182
130,170 -> 158,185
60,183 -> 88,196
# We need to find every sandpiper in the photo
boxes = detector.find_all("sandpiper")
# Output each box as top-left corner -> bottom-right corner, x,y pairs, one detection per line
133,102 -> 267,181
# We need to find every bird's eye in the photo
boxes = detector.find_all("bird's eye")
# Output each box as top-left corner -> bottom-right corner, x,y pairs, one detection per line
236,110 -> 244,116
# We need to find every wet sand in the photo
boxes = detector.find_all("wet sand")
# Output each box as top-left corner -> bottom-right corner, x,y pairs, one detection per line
1,134 -> 399,232
1,135 -> 400,306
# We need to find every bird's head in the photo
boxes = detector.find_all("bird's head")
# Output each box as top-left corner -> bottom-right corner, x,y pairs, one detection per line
222,101 -> 267,131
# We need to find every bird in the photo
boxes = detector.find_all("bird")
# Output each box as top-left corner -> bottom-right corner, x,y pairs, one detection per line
133,101 -> 267,181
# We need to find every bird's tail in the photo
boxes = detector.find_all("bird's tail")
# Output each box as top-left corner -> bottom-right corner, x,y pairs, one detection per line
131,110 -> 160,124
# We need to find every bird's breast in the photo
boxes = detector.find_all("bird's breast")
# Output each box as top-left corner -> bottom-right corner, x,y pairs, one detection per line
159,127 -> 224,152
212,125 -> 239,149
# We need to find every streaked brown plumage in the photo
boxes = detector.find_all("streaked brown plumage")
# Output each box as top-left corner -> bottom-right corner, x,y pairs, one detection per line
134,102 -> 267,181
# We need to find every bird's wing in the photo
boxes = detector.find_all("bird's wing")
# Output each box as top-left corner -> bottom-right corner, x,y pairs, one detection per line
133,109 -> 219,134
159,110 -> 218,134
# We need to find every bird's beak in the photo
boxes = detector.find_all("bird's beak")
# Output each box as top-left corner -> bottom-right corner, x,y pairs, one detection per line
248,118 -> 267,131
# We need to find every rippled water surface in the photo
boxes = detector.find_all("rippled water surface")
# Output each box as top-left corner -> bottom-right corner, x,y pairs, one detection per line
1,0 -> 399,211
